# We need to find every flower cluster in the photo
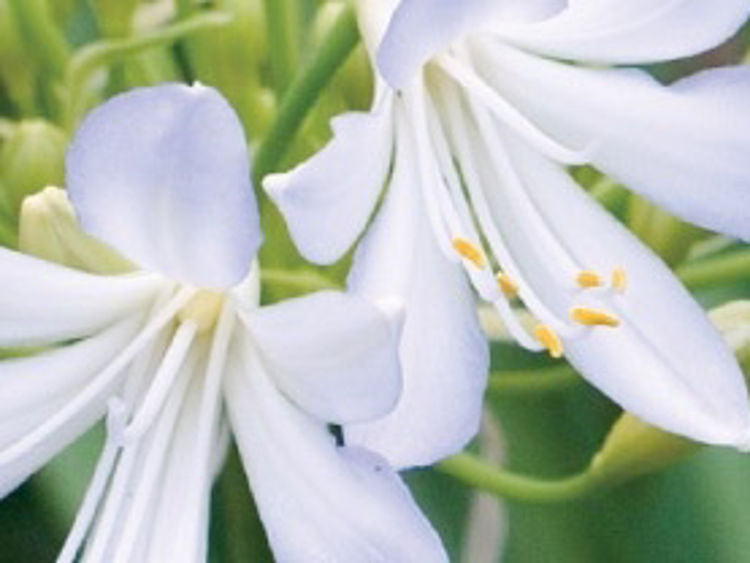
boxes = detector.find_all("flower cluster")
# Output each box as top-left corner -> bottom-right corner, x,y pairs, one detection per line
1,2 -> 750,562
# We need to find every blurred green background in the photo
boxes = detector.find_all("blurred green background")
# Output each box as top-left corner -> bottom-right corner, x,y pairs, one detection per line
1,1 -> 750,562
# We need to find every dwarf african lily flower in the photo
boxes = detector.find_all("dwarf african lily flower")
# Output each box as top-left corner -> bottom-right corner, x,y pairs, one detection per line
0,84 -> 447,562
265,0 -> 750,462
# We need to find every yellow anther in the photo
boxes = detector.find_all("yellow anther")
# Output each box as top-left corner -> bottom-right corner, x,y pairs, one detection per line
571,306 -> 621,328
452,238 -> 486,268
534,325 -> 564,359
576,270 -> 604,289
611,268 -> 628,293
178,291 -> 225,332
496,273 -> 520,298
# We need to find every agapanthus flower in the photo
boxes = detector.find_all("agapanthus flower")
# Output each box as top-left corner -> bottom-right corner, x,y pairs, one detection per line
265,0 -> 750,458
0,84 -> 447,561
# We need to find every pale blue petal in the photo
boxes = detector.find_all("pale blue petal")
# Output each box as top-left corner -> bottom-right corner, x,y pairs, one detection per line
498,0 -> 750,64
501,135 -> 750,447
0,247 -> 162,347
477,44 -> 750,241
241,291 -> 403,425
67,83 -> 261,289
225,336 -> 447,562
376,0 -> 564,87
345,137 -> 488,469
264,96 -> 394,264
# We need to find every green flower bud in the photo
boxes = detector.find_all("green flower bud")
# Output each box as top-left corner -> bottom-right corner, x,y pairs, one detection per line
710,301 -> 750,369
19,186 -> 133,274
0,120 -> 67,220
589,414 -> 700,486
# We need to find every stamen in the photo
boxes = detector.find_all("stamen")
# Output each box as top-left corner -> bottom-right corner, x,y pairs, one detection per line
534,324 -> 564,358
496,272 -> 520,298
453,237 -> 486,268
576,271 -> 604,289
571,306 -> 621,328
178,291 -> 225,332
611,268 -> 628,293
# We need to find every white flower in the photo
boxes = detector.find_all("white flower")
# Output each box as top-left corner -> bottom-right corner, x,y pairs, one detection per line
0,84 -> 447,562
265,0 -> 750,455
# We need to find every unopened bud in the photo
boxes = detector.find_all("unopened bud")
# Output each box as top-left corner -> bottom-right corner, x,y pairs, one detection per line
1,120 -> 67,220
710,301 -> 750,368
589,414 -> 700,485
19,187 -> 133,274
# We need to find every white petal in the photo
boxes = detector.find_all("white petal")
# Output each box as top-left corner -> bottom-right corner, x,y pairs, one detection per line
241,291 -> 403,425
503,136 -> 750,446
0,248 -> 162,346
67,83 -> 261,289
475,44 -> 750,241
263,95 -> 394,264
224,342 -> 447,563
376,0 -> 564,88
496,0 -> 750,64
0,318 -> 140,498
345,134 -> 488,469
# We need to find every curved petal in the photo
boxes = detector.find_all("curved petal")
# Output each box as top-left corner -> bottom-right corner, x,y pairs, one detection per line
499,134 -> 750,446
67,83 -> 261,289
263,95 -> 394,265
375,0 -> 564,88
345,132 -> 488,469
241,292 -> 403,425
0,318 -> 140,498
224,342 -> 447,563
475,44 -> 750,241
496,0 -> 750,65
0,247 -> 162,346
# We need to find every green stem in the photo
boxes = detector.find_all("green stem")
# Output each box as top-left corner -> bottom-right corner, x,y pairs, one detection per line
63,11 -> 233,131
253,6 -> 359,185
438,453 -> 601,503
8,0 -> 70,77
261,268 -> 340,292
489,364 -> 581,394
677,249 -> 750,289
263,0 -> 299,95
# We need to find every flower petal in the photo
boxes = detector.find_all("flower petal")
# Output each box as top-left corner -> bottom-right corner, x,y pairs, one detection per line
500,135 -> 750,446
67,83 -> 261,289
263,95 -> 394,264
224,339 -> 447,563
241,291 -> 403,425
376,0 -> 564,88
0,247 -> 161,346
496,0 -> 750,65
345,135 -> 488,469
475,44 -> 750,241
0,318 -> 140,498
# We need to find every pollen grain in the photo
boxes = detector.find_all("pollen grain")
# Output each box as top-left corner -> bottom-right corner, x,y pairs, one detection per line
452,238 -> 486,268
534,325 -> 564,359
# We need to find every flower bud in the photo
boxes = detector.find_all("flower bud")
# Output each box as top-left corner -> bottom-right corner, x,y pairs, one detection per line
709,301 -> 750,368
0,120 -> 67,220
19,186 -> 133,274
588,414 -> 700,485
